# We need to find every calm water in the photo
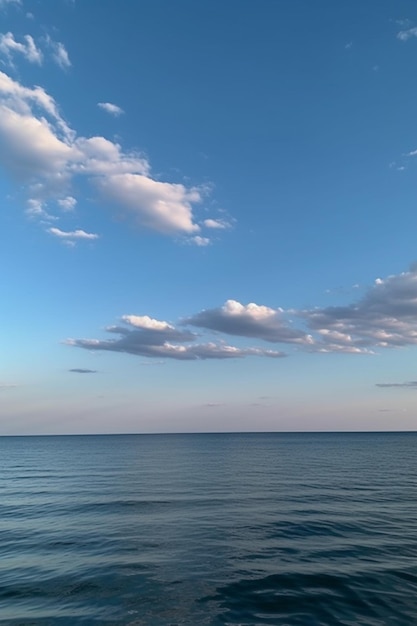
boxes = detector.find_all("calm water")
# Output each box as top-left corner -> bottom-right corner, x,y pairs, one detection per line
1,432 -> 417,625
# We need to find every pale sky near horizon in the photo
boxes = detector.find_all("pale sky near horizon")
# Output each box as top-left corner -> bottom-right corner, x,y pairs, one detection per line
2,0 -> 417,434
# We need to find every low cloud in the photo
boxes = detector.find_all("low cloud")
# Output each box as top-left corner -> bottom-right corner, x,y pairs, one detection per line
376,381 -> 417,389
67,266 -> 417,361
298,265 -> 417,352
69,368 -> 97,374
67,314 -> 286,361
98,102 -> 124,117
201,403 -> 225,408
0,383 -> 17,389
185,299 -> 312,345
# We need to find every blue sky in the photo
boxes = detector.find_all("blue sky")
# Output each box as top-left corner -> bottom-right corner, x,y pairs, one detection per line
2,0 -> 417,434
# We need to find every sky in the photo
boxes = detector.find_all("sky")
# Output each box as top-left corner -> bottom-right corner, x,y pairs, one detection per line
2,0 -> 417,434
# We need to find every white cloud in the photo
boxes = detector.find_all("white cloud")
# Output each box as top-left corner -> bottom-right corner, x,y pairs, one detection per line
122,315 -> 174,331
57,196 -> 77,211
74,136 -> 149,176
26,198 -> 56,220
397,26 -> 417,41
0,71 -> 208,237
96,174 -> 201,234
26,198 -> 44,216
0,70 -> 74,140
203,218 -> 230,229
191,235 -> 210,246
0,32 -> 43,65
0,105 -> 75,180
0,32 -> 71,69
97,102 -> 124,117
48,227 -> 99,240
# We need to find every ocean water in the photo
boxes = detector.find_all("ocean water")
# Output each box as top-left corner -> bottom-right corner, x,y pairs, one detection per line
1,432 -> 417,625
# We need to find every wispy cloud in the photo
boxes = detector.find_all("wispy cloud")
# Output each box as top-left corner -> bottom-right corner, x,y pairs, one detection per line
97,102 -> 124,117
47,39 -> 71,69
0,31 -> 71,68
57,196 -> 77,211
0,383 -> 17,389
191,235 -> 210,247
397,26 -> 417,41
26,198 -> 56,220
0,0 -> 21,10
69,368 -> 97,374
0,32 -> 42,64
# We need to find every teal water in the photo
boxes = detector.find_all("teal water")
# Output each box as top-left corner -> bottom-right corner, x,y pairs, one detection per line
1,432 -> 417,625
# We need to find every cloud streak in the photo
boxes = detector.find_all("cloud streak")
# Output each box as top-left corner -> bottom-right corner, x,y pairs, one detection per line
376,381 -> 417,389
47,39 -> 71,69
203,218 -> 231,230
98,102 -> 124,116
48,227 -> 99,241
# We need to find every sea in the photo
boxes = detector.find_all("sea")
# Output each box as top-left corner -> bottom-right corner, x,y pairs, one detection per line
1,432 -> 417,625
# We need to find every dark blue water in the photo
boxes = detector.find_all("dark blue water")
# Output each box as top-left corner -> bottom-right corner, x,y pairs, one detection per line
1,432 -> 417,625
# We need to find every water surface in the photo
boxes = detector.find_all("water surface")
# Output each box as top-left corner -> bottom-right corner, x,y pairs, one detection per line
1,432 -> 416,624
